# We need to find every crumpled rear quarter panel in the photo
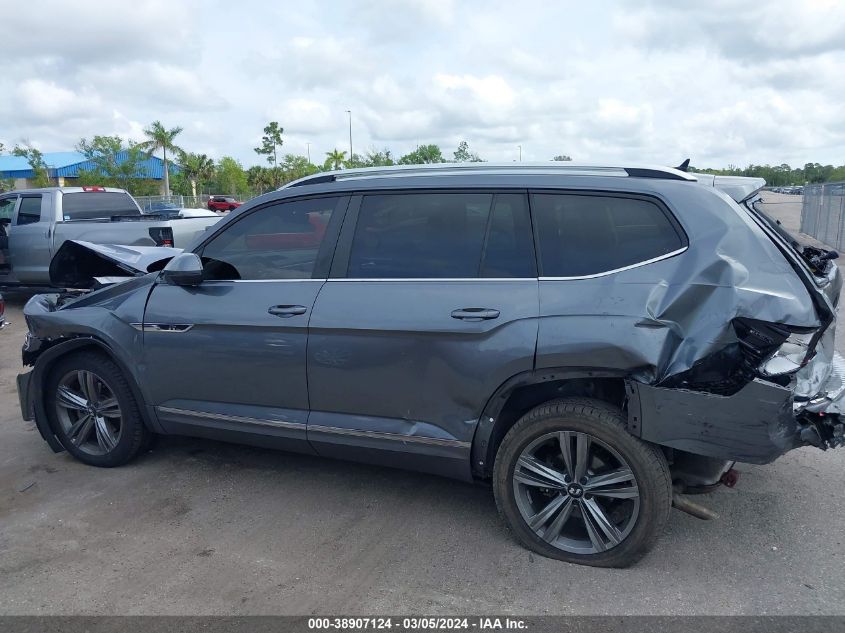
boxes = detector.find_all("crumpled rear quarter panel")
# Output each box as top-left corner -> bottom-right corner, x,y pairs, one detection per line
536,181 -> 821,462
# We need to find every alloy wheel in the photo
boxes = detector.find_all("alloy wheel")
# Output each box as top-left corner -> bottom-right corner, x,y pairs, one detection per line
512,430 -> 640,554
55,370 -> 123,455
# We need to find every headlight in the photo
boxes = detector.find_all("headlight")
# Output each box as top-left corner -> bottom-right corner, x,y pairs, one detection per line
759,331 -> 816,377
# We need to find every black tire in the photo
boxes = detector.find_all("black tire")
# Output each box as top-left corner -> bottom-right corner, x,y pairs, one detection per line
493,398 -> 672,568
45,351 -> 149,467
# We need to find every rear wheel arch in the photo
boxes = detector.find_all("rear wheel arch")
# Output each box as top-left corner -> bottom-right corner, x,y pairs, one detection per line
471,369 -> 631,479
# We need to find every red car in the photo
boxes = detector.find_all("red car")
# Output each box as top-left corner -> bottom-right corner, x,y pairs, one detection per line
207,195 -> 243,212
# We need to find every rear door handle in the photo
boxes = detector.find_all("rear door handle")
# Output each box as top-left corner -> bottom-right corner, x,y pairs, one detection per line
451,308 -> 500,321
268,304 -> 307,317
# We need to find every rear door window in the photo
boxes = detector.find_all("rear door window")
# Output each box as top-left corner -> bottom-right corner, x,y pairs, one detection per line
61,192 -> 140,220
348,192 -> 494,278
531,193 -> 685,277
17,196 -> 42,225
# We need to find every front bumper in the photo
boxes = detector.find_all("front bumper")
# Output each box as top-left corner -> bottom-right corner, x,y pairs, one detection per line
17,370 -> 33,421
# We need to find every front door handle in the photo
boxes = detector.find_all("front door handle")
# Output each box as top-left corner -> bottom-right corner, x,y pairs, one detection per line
451,308 -> 500,321
268,304 -> 307,317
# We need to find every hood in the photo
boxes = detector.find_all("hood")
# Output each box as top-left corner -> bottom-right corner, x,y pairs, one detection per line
49,240 -> 182,289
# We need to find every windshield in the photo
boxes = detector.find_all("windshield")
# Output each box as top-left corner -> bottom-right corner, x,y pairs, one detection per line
61,192 -> 140,220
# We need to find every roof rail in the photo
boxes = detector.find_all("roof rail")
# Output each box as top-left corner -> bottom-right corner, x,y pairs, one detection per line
283,162 -> 697,189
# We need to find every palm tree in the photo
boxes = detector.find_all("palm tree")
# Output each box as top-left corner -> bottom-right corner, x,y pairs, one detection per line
178,151 -> 215,197
139,121 -> 183,195
325,148 -> 347,170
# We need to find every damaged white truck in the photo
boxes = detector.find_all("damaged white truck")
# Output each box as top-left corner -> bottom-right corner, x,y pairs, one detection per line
15,163 -> 845,567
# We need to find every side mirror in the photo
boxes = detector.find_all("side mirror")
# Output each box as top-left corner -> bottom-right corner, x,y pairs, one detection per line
161,252 -> 204,286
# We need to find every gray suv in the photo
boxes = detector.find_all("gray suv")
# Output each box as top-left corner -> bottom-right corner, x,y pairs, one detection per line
17,163 -> 845,567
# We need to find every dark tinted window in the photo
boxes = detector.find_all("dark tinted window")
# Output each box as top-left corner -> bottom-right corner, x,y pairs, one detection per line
201,196 -> 341,280
62,192 -> 140,220
17,196 -> 42,225
481,193 -> 536,278
532,193 -> 684,277
348,193 -> 493,278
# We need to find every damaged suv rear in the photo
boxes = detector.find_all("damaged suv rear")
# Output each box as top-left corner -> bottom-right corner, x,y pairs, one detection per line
16,163 -> 845,568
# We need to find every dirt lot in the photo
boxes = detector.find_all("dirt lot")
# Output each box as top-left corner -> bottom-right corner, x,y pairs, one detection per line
1,192 -> 844,615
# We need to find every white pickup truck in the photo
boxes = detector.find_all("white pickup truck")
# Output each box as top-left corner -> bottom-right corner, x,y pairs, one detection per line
0,186 -> 221,287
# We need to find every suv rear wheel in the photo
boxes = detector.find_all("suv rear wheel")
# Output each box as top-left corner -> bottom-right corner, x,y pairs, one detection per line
493,398 -> 671,567
45,351 -> 149,467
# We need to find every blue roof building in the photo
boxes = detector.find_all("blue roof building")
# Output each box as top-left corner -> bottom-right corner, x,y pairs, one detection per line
0,151 -> 177,190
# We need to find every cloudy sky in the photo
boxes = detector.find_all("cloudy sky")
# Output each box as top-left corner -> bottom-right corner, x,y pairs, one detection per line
2,0 -> 844,168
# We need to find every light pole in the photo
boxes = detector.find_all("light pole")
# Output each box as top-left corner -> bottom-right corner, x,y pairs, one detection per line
306,142 -> 311,163
518,145 -> 522,162
346,110 -> 353,162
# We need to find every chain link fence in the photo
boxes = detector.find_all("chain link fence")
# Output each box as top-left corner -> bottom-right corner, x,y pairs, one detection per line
135,195 -> 209,212
801,182 -> 845,250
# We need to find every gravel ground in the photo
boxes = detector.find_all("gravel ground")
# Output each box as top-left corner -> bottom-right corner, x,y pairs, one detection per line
1,192 -> 844,615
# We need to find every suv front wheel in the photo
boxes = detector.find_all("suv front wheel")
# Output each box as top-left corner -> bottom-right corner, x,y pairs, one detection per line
45,351 -> 149,467
493,398 -> 672,567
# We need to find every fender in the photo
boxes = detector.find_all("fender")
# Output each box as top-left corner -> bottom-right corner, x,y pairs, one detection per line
470,367 -> 634,478
26,336 -> 160,453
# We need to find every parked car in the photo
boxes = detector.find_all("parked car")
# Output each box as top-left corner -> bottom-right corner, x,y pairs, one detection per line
17,163 -> 844,567
207,195 -> 242,212
0,187 -> 222,287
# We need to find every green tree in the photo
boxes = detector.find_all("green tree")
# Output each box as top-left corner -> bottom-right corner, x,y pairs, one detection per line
325,148 -> 347,170
344,153 -> 367,169
13,144 -> 50,188
215,156 -> 248,196
279,154 -> 319,184
453,141 -> 482,162
254,122 -> 284,169
398,144 -> 445,165
361,149 -> 395,167
178,151 -> 215,197
246,165 -> 273,194
138,121 -> 183,195
0,143 -> 13,191
76,135 -> 150,192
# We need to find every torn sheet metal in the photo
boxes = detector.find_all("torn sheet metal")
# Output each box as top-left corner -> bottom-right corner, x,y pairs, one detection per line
49,240 -> 181,288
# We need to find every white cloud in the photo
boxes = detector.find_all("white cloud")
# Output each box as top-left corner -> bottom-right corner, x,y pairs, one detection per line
1,0 -> 843,169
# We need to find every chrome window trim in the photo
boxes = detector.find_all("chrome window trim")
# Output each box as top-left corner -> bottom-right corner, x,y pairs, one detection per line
157,406 -> 307,431
202,278 -> 325,283
327,278 -> 537,283
200,278 -> 537,283
538,247 -> 687,281
131,323 -> 194,333
308,424 -> 471,448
